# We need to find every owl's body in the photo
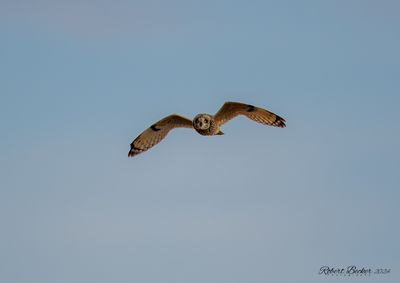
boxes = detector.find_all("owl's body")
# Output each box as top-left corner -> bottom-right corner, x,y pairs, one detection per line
128,101 -> 286,157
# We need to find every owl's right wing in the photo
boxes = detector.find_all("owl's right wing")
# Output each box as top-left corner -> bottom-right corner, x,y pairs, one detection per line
128,114 -> 193,157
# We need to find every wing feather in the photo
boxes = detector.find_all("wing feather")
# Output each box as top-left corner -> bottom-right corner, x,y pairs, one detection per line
214,101 -> 286,128
128,114 -> 193,157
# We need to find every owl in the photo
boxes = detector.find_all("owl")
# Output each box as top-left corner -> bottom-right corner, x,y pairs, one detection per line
128,101 -> 286,157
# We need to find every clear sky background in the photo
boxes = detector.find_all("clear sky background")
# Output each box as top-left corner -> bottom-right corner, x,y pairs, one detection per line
1,1 -> 399,282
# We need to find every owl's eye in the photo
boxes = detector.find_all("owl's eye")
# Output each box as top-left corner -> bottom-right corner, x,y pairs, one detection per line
204,119 -> 208,123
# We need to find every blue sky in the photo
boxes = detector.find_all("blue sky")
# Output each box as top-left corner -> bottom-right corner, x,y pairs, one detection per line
1,1 -> 399,282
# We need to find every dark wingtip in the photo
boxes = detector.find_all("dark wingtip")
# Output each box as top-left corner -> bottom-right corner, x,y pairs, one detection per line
274,116 -> 286,128
128,145 -> 143,157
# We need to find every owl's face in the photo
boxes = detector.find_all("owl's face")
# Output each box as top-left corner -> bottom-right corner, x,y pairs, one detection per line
193,114 -> 212,130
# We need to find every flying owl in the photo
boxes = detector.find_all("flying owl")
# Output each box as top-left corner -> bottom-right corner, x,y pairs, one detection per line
128,101 -> 286,157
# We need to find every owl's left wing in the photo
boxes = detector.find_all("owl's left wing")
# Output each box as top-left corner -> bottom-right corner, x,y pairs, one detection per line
214,101 -> 286,128
128,114 -> 193,157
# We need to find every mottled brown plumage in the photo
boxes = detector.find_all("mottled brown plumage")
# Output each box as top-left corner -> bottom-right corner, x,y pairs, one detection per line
214,102 -> 286,128
128,114 -> 192,157
128,101 -> 286,157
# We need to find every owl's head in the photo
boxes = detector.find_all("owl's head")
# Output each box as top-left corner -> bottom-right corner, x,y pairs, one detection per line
193,114 -> 212,130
